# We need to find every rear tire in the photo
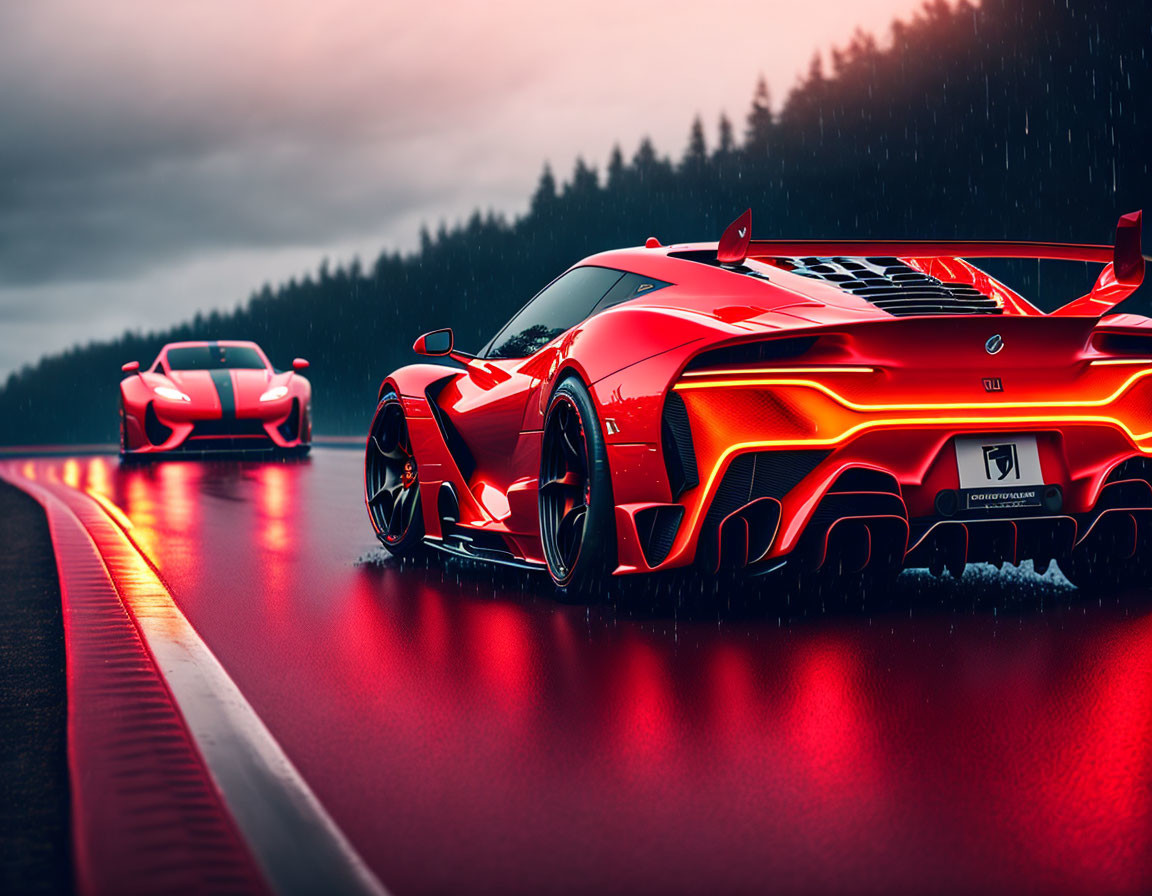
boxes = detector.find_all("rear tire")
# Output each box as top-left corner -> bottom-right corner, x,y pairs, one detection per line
539,377 -> 616,599
366,392 -> 425,556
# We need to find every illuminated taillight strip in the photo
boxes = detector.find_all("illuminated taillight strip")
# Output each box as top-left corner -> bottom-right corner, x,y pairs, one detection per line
1089,358 -> 1152,366
673,367 -> 1152,411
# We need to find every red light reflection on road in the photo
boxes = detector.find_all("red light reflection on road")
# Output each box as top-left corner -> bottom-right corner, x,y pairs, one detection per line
85,456 -> 111,497
256,464 -> 293,556
467,601 -> 536,717
252,463 -> 300,619
610,637 -> 676,773
124,473 -> 160,559
1022,614 -> 1152,892
786,638 -> 880,792
156,462 -> 199,532
8,451 -> 1152,895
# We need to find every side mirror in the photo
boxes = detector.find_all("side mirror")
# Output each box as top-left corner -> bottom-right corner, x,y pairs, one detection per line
413,328 -> 453,357
292,357 -> 310,371
122,361 -> 140,374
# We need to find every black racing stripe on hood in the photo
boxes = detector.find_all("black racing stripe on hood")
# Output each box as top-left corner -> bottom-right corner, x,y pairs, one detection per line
209,369 -> 235,418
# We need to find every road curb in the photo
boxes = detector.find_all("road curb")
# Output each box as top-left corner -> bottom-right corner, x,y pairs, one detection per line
1,462 -> 389,896
0,466 -> 271,896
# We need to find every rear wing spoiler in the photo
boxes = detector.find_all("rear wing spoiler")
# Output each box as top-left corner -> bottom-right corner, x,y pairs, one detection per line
718,209 -> 1145,317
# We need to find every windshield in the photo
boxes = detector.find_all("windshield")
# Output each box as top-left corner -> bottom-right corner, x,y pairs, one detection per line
165,345 -> 267,370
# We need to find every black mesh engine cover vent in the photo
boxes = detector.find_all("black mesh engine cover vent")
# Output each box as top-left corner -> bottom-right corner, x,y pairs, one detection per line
782,256 -> 1003,316
698,449 -> 830,568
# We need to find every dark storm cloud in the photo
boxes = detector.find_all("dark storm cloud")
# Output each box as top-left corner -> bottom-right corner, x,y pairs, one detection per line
0,2 -> 535,286
0,0 -> 927,375
0,139 -> 437,284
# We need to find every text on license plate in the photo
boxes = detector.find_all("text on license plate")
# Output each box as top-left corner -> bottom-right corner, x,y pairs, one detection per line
954,435 -> 1045,509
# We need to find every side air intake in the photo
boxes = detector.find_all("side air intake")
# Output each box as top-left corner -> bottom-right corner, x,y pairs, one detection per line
635,506 -> 684,568
277,398 -> 301,441
661,391 -> 698,501
144,403 -> 173,446
426,377 -> 476,481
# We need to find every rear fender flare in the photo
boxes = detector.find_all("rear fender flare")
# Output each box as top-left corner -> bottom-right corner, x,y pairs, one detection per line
547,361 -> 594,403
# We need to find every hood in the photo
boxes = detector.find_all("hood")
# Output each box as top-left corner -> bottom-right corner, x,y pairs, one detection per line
231,368 -> 281,409
162,368 -> 284,412
164,369 -> 231,407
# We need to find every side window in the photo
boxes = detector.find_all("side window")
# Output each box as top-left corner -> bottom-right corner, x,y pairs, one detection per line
485,266 -> 624,359
593,272 -> 672,312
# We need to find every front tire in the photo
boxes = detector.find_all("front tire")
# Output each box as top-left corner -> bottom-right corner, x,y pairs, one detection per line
118,399 -> 137,460
366,392 -> 425,555
539,377 -> 616,597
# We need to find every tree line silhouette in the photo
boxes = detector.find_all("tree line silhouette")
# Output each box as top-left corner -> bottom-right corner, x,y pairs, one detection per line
2,0 -> 1148,444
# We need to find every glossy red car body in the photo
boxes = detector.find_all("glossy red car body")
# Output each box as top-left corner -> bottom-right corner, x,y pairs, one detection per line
120,340 -> 312,456
368,212 -> 1152,588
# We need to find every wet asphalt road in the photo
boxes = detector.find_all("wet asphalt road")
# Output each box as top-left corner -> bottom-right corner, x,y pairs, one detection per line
18,449 -> 1152,895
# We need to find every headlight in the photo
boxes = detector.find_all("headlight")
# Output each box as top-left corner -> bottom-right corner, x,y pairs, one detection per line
154,386 -> 190,402
260,385 -> 289,402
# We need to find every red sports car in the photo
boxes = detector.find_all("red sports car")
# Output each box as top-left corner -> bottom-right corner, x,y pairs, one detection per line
120,340 -> 312,457
366,210 -> 1151,597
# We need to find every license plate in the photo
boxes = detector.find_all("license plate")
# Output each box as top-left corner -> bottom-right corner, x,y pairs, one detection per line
954,435 -> 1045,510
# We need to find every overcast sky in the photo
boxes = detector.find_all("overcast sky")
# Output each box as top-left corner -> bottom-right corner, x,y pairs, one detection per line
0,0 -> 929,376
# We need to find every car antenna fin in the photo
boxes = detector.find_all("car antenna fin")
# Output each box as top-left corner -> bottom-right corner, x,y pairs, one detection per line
1051,210 -> 1144,317
717,208 -> 752,265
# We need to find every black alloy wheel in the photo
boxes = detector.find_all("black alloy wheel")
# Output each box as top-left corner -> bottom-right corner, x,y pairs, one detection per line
539,378 -> 615,594
366,394 -> 424,552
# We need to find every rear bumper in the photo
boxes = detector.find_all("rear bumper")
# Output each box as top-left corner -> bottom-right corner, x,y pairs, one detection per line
610,365 -> 1152,576
614,432 -> 1152,577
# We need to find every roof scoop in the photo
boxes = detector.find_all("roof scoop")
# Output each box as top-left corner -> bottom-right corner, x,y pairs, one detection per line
717,208 -> 752,265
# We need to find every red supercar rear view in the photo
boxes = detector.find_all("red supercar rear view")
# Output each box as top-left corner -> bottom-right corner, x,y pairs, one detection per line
120,340 -> 312,457
365,210 -> 1152,597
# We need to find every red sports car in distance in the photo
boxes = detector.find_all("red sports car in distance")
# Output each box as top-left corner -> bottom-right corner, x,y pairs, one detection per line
119,340 -> 312,457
